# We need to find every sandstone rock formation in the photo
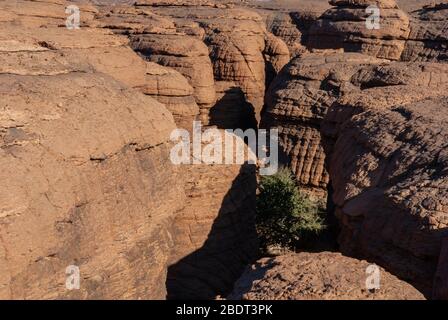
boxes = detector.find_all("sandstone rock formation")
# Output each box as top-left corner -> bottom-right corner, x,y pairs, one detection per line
263,52 -> 385,195
1,0 -> 97,27
0,49 -> 184,299
306,0 -> 448,63
132,2 -> 291,126
138,62 -> 200,130
402,3 -> 448,63
89,5 -> 178,35
322,94 -> 448,295
0,0 -> 259,300
229,252 -> 425,300
130,33 -> 217,124
308,0 -> 410,60
264,10 -> 320,58
4,0 -> 448,301
263,49 -> 448,294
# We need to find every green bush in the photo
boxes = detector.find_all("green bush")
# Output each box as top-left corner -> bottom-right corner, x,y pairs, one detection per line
256,167 -> 325,251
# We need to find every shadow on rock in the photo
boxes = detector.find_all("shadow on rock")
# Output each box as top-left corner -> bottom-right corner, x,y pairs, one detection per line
166,163 -> 258,300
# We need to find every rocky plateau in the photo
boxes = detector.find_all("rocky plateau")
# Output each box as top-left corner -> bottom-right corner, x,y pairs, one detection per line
1,0 -> 448,300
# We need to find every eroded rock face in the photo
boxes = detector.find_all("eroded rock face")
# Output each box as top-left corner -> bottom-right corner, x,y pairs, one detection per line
1,0 -> 97,27
308,0 -> 410,60
264,10 -> 321,58
263,49 -> 448,294
322,85 -> 448,295
1,1 -> 260,300
138,62 -> 200,130
307,0 -> 448,63
229,252 -> 425,300
263,52 -> 385,194
402,3 -> 448,63
198,8 -> 275,121
89,6 -> 178,34
0,55 -> 184,299
133,3 -> 290,126
130,33 -> 217,124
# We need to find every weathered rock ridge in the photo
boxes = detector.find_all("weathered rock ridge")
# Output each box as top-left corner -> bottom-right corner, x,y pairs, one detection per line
263,52 -> 385,194
263,50 -> 448,295
0,0 -> 258,300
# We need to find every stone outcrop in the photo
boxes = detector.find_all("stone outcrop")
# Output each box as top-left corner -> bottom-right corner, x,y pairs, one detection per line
1,0 -> 97,27
0,1 -> 191,299
263,52 -> 385,195
308,0 -> 410,60
401,3 -> 448,63
307,0 -> 448,63
0,0 -> 259,300
264,10 -> 320,58
132,3 -> 290,126
0,44 -> 184,299
322,94 -> 448,295
264,49 -> 448,294
4,0 -> 448,301
229,252 -> 425,300
138,62 -> 200,129
130,33 -> 217,124
89,5 -> 178,35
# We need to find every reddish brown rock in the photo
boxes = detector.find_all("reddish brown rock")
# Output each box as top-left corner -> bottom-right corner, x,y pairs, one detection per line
308,0 -> 410,60
0,1 -> 259,300
1,0 -> 97,27
263,52 -> 385,194
89,5 -> 178,34
0,54 -> 184,299
401,3 -> 448,63
322,91 -> 448,295
130,33 -> 217,124
138,62 -> 200,129
168,144 -> 258,299
229,252 -> 425,300
146,4 -> 291,125
264,10 -> 321,58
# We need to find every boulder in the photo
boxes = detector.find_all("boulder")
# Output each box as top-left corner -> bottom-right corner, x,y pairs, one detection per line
229,252 -> 425,300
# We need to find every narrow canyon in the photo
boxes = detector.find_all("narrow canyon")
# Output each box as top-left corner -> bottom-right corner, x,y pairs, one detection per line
1,0 -> 447,300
